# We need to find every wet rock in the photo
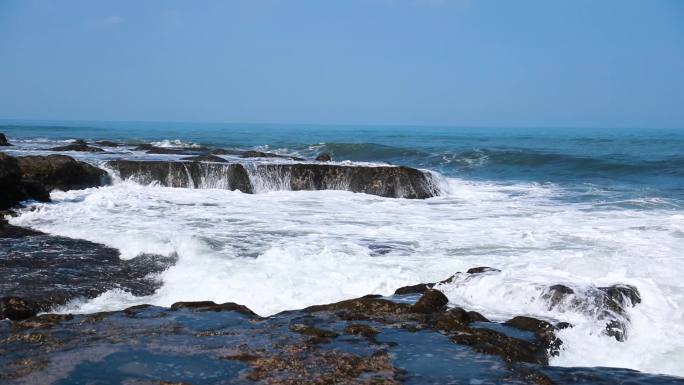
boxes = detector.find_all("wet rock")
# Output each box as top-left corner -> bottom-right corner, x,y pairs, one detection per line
541,283 -> 641,342
505,316 -> 554,334
108,160 -> 253,193
305,296 -> 410,316
0,297 -> 37,321
257,163 -> 440,199
467,266 -> 501,274
344,324 -> 379,340
0,224 -> 175,313
240,150 -> 305,161
315,152 -> 332,162
49,139 -> 103,152
542,284 -> 575,308
289,323 -> 339,339
94,140 -> 121,147
180,154 -> 228,163
411,289 -> 449,314
394,283 -> 433,295
0,133 -> 10,146
133,143 -> 209,155
170,301 -> 257,317
0,153 -> 50,210
210,148 -> 241,156
106,160 -> 441,199
17,155 -> 108,191
434,307 -> 481,331
452,327 -> 549,365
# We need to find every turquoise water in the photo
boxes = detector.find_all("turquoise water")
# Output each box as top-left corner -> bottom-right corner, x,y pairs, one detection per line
3,121 -> 683,206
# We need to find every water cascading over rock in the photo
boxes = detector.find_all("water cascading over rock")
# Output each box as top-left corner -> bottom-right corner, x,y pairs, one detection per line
105,159 -> 442,199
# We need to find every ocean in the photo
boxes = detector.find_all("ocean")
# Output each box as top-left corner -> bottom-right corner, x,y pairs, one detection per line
2,121 -> 683,378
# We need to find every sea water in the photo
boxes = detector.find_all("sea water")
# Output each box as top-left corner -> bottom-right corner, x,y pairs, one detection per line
1,121 -> 683,377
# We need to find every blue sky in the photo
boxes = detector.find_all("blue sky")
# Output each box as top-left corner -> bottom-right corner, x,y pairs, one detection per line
1,0 -> 682,128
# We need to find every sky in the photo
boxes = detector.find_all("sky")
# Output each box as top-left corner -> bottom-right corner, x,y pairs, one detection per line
0,0 -> 683,128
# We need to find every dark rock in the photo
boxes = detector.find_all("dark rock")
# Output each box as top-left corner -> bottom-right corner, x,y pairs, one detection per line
394,283 -> 433,295
180,154 -> 228,163
0,133 -> 11,146
209,148 -> 238,155
315,153 -> 332,162
17,155 -> 108,191
106,160 -> 440,199
49,140 -> 103,152
0,223 -> 176,313
0,153 -> 51,210
467,266 -> 501,274
411,289 -> 449,314
240,150 -> 305,161
600,284 -> 641,309
289,323 -> 339,339
133,144 -> 209,155
107,160 -> 253,193
0,297 -> 38,321
505,316 -> 554,334
305,296 -> 410,315
170,301 -> 257,317
94,140 -> 121,147
541,284 -> 575,308
343,323 -> 379,339
452,327 -> 549,365
257,163 -> 439,198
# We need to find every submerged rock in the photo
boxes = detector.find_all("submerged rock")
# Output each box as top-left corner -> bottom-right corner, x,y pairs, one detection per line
17,155 -> 108,191
315,152 -> 332,162
106,160 -> 441,199
0,133 -> 11,146
49,139 -> 103,152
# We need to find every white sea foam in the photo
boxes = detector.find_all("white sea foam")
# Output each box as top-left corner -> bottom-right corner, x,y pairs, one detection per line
150,139 -> 202,148
8,177 -> 684,376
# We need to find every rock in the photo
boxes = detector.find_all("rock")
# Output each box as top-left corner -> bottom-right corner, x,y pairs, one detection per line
305,296 -> 410,316
411,289 -> 449,313
434,307 -> 487,332
49,139 -> 104,152
133,144 -> 209,155
394,283 -> 433,295
451,327 -> 549,365
0,223 -> 176,314
170,301 -> 257,317
0,133 -> 11,146
542,284 -> 575,308
256,163 -> 440,199
0,297 -> 38,321
94,140 -> 121,147
17,155 -> 108,191
315,153 -> 332,162
106,160 -> 441,199
108,160 -> 253,193
505,316 -> 554,334
467,266 -> 501,274
240,150 -> 305,161
0,153 -> 51,210
180,154 -> 228,163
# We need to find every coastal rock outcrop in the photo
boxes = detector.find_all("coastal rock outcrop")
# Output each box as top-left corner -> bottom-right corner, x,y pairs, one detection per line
0,133 -> 11,146
49,139 -> 103,152
0,153 -> 50,210
17,155 -> 108,191
106,159 -> 441,198
0,221 -> 175,318
315,152 -> 332,161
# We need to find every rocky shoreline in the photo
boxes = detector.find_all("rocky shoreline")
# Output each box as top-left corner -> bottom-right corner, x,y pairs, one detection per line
2,137 -> 683,384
